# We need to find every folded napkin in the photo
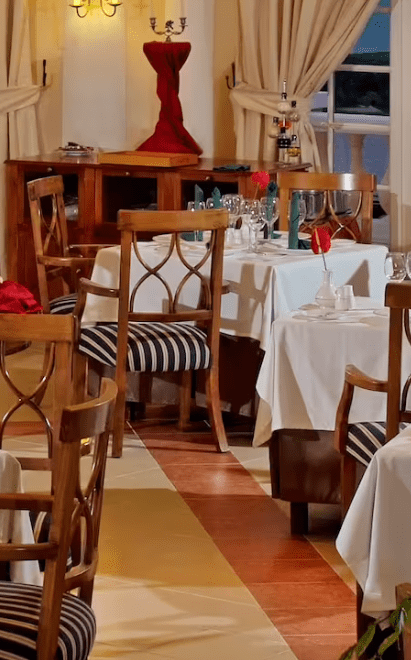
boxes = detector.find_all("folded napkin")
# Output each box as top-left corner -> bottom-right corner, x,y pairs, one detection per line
288,193 -> 310,250
0,281 -> 42,314
194,184 -> 204,209
212,187 -> 222,209
213,164 -> 250,172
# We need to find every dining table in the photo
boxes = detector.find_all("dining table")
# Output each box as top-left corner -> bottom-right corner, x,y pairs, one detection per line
81,235 -> 388,352
0,450 -> 41,585
336,423 -> 411,618
251,297 -> 411,533
252,301 -> 406,447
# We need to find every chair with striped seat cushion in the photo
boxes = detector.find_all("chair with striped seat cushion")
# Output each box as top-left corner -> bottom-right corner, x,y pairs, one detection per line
80,322 -> 211,372
346,421 -> 409,467
334,283 -> 411,645
50,293 -> 78,315
0,582 -> 95,660
75,208 -> 229,458
335,280 -> 411,518
27,176 -> 101,315
0,377 -> 117,660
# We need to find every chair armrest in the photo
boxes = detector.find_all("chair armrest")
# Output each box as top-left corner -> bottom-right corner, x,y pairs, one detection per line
77,277 -> 119,299
0,493 -> 53,511
222,279 -> 232,295
334,364 -> 388,454
37,255 -> 95,269
73,277 -> 119,323
68,243 -> 116,257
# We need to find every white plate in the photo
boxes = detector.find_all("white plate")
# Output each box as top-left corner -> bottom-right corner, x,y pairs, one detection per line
331,238 -> 356,247
293,311 -> 360,323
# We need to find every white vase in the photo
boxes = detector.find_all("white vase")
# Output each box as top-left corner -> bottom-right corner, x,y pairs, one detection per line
315,270 -> 337,309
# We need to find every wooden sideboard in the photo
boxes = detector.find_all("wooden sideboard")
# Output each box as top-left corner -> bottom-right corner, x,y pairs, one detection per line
5,154 -> 310,290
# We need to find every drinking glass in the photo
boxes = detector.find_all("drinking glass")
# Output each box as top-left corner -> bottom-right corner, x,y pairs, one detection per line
406,252 -> 411,279
247,201 -> 266,253
384,252 -> 406,281
260,196 -> 279,241
187,200 -> 205,241
221,194 -> 242,247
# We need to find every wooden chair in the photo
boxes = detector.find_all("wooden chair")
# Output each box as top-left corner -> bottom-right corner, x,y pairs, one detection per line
277,171 -> 376,243
0,376 -> 117,660
75,208 -> 229,458
28,175 -> 111,314
0,314 -> 76,456
335,280 -> 411,639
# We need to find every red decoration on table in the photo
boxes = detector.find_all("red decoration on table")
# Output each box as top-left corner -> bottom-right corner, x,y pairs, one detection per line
311,227 -> 331,255
0,281 -> 42,314
137,42 -> 202,155
251,171 -> 270,191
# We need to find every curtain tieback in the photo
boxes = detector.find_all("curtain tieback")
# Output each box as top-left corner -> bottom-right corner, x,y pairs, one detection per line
0,85 -> 41,116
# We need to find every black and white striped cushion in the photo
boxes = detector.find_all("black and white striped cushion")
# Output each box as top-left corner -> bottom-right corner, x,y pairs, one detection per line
80,322 -> 211,372
0,582 -> 95,660
50,294 -> 77,315
346,421 -> 408,466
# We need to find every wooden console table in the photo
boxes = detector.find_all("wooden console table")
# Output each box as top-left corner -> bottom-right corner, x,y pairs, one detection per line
5,154 -> 310,290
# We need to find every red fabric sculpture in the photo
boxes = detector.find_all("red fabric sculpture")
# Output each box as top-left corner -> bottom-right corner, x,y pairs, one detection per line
0,281 -> 42,314
137,41 -> 202,155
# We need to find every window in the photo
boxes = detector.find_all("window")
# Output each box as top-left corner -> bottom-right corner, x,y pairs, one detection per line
311,0 -> 391,243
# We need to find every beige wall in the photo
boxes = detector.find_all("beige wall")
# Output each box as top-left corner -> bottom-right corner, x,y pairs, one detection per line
213,0 -> 238,159
28,0 -> 238,158
28,0 -> 64,152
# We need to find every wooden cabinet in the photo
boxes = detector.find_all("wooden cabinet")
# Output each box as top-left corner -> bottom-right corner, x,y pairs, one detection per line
5,154 -> 309,289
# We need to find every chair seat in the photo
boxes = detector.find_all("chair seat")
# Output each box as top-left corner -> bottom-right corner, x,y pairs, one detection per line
0,581 -> 95,660
346,421 -> 408,466
80,322 -> 211,373
50,294 -> 78,315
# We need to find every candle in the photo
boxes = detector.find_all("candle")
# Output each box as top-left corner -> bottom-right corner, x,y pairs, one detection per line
150,0 -> 155,18
180,0 -> 186,17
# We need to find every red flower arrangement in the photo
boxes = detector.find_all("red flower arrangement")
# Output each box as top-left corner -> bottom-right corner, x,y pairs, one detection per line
251,171 -> 270,198
311,227 -> 332,269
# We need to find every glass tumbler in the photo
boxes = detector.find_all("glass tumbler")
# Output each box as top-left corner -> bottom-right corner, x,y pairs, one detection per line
384,252 -> 406,281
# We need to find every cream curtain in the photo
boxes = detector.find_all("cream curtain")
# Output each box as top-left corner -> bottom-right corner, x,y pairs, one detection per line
231,0 -> 380,169
0,0 -> 41,275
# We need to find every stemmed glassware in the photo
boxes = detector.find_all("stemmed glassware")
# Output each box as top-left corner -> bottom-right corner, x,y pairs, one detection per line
384,252 -> 406,281
221,194 -> 242,247
187,200 -> 205,241
259,196 -> 279,242
246,200 -> 266,253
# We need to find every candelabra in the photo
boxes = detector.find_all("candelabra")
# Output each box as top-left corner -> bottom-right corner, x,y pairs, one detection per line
149,17 -> 187,42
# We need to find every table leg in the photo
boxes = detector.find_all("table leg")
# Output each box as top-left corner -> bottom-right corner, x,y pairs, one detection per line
290,502 -> 309,535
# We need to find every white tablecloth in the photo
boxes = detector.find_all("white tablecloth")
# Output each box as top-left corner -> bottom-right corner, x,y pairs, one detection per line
253,303 -> 411,446
82,242 -> 388,352
336,424 -> 411,617
0,450 -> 41,585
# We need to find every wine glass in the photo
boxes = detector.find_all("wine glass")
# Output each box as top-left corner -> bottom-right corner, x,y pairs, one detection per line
247,200 -> 266,253
297,196 -> 307,229
221,194 -> 242,247
406,252 -> 411,279
260,196 -> 279,242
384,252 -> 406,281
187,200 -> 205,241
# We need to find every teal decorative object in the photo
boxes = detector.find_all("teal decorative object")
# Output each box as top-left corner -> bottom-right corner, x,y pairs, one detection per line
212,187 -> 222,209
288,193 -> 300,249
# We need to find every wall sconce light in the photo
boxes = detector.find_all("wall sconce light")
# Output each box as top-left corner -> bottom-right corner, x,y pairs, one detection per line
69,0 -> 122,18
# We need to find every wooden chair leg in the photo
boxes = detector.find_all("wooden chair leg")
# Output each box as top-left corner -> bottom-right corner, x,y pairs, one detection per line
72,351 -> 88,404
341,454 -> 357,519
79,578 -> 94,607
112,387 -> 126,458
205,368 -> 229,452
178,370 -> 192,430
